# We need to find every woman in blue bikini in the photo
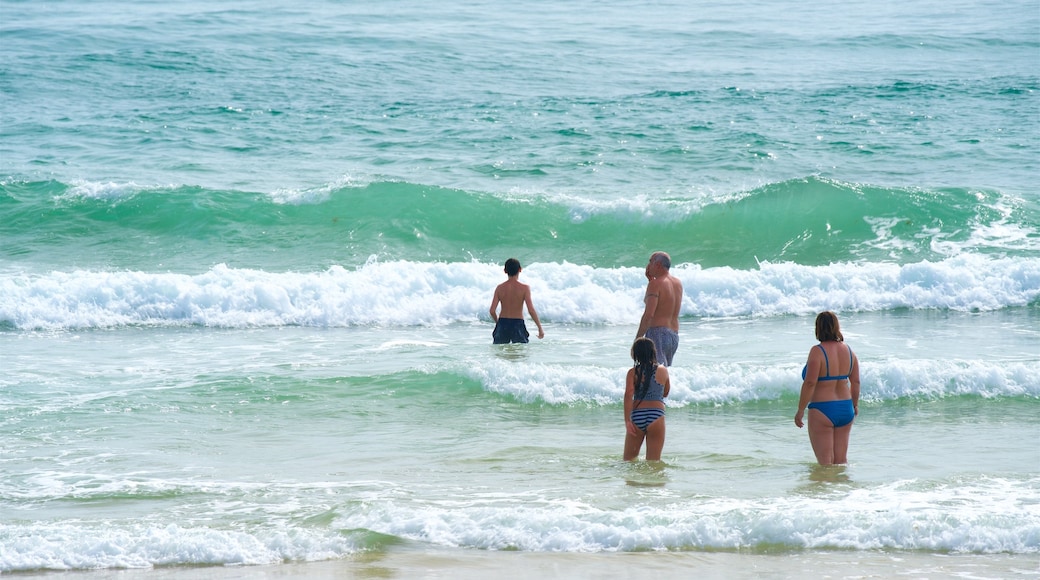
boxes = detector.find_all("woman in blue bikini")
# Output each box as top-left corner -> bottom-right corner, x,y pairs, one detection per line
624,336 -> 671,461
794,311 -> 861,465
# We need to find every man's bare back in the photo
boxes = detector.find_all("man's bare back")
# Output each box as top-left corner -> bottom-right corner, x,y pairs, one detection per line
492,278 -> 533,320
489,258 -> 544,343
637,252 -> 683,336
642,275 -> 682,332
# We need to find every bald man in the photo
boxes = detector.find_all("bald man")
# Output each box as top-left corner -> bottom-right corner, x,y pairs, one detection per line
636,251 -> 683,366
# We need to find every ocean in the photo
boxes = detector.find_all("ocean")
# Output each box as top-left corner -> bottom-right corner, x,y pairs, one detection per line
1,0 -> 1038,577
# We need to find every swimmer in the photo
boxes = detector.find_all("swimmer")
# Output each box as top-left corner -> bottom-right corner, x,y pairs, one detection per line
624,336 -> 671,461
794,311 -> 861,465
636,251 -> 683,366
489,258 -> 544,344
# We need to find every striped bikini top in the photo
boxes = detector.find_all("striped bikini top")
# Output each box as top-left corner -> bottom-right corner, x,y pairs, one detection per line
634,366 -> 666,402
801,344 -> 854,381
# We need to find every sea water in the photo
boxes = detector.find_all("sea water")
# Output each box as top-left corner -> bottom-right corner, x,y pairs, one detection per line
1,0 -> 1038,575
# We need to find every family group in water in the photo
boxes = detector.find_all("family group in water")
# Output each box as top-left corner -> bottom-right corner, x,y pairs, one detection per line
488,252 -> 861,466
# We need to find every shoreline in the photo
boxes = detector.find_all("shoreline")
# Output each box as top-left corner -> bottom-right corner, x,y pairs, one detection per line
13,549 -> 1039,579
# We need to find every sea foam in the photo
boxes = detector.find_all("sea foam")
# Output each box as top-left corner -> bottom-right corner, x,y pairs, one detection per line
1,255 -> 1037,330
464,358 -> 1040,405
5,476 -> 1034,572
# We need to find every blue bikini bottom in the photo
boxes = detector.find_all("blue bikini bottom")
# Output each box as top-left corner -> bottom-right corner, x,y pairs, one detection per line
807,399 -> 855,428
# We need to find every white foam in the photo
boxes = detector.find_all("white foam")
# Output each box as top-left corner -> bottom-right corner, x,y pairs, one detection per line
329,476 -> 1040,553
468,361 -> 622,405
60,180 -> 151,201
463,358 -> 1040,406
9,486 -> 1034,572
2,456 -> 1037,571
1,255 -> 1037,330
0,522 -> 362,571
547,192 -> 707,223
267,174 -> 369,205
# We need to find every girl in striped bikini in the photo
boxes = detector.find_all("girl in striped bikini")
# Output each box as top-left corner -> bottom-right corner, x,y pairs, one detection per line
623,336 -> 671,461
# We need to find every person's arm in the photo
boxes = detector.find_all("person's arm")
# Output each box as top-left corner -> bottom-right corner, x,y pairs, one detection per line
489,289 -> 500,323
850,351 -> 861,416
794,348 -> 821,428
636,280 -> 660,338
624,369 -> 639,436
524,290 -> 544,339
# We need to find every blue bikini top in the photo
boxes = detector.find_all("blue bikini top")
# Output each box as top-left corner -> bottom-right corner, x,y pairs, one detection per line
801,344 -> 853,381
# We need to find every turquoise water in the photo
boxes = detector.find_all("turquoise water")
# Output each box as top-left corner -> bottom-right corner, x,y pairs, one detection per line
1,0 -> 1038,573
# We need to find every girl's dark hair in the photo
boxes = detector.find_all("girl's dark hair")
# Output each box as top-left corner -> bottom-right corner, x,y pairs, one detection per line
815,311 -> 844,342
631,337 -> 658,399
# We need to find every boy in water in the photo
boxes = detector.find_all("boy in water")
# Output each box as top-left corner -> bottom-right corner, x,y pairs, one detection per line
489,258 -> 545,344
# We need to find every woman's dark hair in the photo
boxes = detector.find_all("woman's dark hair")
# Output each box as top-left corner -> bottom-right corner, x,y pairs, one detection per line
631,337 -> 658,399
815,311 -> 844,342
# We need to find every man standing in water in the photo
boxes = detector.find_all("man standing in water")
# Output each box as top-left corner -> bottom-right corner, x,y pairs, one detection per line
489,258 -> 545,344
636,251 -> 683,366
